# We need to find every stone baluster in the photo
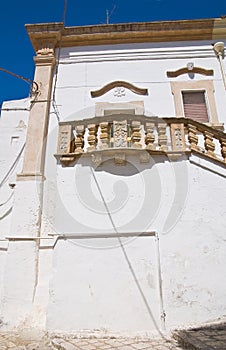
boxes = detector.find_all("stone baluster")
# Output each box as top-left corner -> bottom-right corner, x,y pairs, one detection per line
99,122 -> 110,149
145,122 -> 156,150
157,123 -> 168,151
87,123 -> 98,152
187,124 -> 199,151
74,125 -> 85,154
131,121 -> 142,148
220,138 -> 226,162
204,130 -> 216,158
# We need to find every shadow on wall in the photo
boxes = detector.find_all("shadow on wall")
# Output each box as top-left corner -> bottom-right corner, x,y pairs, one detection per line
53,153 -> 189,238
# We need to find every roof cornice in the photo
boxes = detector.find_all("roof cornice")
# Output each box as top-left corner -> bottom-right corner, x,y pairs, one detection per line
25,18 -> 226,52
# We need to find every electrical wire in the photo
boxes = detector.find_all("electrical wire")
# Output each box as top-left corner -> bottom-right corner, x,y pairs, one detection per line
52,0 -> 68,122
0,192 -> 14,207
90,166 -> 167,339
0,143 -> 25,188
0,108 -> 30,111
0,67 -> 39,96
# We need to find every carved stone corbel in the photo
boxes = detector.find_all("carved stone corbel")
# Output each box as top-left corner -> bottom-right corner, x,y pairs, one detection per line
91,153 -> 102,167
115,152 -> 126,165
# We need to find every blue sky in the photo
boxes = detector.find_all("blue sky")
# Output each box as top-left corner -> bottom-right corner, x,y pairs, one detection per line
0,0 -> 226,107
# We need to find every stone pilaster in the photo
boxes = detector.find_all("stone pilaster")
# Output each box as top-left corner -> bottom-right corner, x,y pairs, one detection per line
1,36 -> 58,331
19,42 -> 56,178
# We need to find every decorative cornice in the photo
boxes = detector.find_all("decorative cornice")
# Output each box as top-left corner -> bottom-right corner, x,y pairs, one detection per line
25,23 -> 62,55
167,66 -> 214,78
25,18 -> 226,50
90,81 -> 148,98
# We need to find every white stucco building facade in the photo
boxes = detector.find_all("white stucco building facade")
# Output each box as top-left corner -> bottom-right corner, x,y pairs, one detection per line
0,18 -> 226,336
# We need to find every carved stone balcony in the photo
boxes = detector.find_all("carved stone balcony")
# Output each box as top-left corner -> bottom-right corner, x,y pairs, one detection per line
55,115 -> 226,166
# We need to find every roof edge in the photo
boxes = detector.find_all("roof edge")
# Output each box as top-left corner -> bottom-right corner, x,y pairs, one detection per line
25,18 -> 226,51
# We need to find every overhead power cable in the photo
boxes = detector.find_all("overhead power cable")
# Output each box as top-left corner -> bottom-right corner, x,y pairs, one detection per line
0,143 -> 26,188
90,167 -> 166,339
0,67 -> 39,96
52,0 -> 68,122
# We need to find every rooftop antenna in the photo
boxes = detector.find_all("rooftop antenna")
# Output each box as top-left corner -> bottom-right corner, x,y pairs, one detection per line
106,5 -> 116,24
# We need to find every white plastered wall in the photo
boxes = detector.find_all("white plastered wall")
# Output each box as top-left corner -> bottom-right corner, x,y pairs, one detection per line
42,40 -> 226,334
1,38 -> 226,333
43,153 -> 226,334
0,98 -> 29,321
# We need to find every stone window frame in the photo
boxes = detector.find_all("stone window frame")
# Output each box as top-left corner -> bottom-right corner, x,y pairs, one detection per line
170,80 -> 220,127
95,101 -> 145,117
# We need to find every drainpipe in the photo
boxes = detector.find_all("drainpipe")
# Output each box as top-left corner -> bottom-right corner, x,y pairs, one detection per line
213,41 -> 226,90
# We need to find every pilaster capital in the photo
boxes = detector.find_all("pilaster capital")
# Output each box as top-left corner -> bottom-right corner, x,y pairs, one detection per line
26,23 -> 63,66
34,35 -> 59,66
34,53 -> 56,66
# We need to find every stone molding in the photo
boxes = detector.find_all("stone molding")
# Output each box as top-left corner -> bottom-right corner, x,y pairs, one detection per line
25,18 -> 226,50
167,66 -> 214,78
16,173 -> 46,181
95,101 -> 145,116
91,81 -> 148,98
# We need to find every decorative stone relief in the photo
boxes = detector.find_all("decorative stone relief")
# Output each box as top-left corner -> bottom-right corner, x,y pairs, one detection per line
57,124 -> 72,154
36,47 -> 54,56
60,132 -> 70,152
113,87 -> 126,97
174,128 -> 183,148
170,123 -> 185,151
114,120 -> 127,148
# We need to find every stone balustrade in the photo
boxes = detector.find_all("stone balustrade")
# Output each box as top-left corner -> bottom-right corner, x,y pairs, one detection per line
56,115 -> 226,165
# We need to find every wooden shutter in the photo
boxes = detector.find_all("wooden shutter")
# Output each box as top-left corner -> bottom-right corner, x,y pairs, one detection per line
182,91 -> 209,123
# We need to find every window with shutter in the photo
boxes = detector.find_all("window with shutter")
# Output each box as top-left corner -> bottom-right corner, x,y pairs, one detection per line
182,91 -> 209,123
170,81 -> 220,126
